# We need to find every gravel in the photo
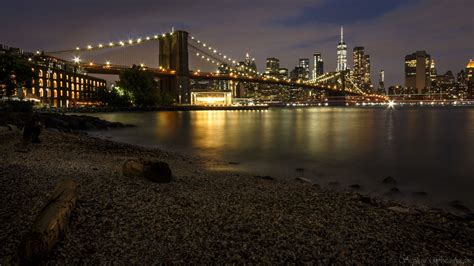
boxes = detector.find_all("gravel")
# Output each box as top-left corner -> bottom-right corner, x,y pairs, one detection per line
0,129 -> 473,264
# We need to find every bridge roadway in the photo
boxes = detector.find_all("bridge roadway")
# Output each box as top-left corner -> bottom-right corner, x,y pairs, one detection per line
82,64 -> 360,95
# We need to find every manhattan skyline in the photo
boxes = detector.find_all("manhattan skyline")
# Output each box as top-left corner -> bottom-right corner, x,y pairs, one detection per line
1,0 -> 472,86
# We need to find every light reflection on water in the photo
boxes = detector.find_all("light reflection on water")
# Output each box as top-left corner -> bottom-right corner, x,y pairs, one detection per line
90,107 -> 474,211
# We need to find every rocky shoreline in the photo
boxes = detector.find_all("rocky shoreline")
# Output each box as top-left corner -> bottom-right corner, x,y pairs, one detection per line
0,111 -> 132,131
0,128 -> 473,263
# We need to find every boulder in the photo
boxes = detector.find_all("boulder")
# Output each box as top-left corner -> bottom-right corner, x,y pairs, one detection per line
389,187 -> 401,194
255,175 -> 274,180
123,159 -> 173,183
387,206 -> 410,214
295,177 -> 312,183
349,184 -> 361,190
382,176 -> 397,184
450,200 -> 471,213
413,191 -> 428,196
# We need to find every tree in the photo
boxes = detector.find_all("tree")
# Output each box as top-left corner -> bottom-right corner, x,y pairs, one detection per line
116,65 -> 160,107
93,86 -> 131,107
0,54 -> 33,98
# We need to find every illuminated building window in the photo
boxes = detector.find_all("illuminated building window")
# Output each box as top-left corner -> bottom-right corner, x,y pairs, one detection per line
67,91 -> 69,97
60,73 -> 63,79
80,78 -> 84,84
71,84 -> 75,90
60,90 -> 63,96
46,72 -> 50,79
81,85 -> 84,91
76,77 -> 79,83
38,70 -> 43,77
53,81 -> 57,88
72,92 -> 75,99
60,81 -> 63,87
76,92 -> 80,99
53,73 -> 57,80
54,90 -> 57,98
39,79 -> 43,87
46,80 -> 50,87
32,88 -> 35,95
39,89 -> 44,97
66,82 -> 69,88
46,89 -> 51,98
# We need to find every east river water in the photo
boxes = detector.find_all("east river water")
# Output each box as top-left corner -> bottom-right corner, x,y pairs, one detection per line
90,107 -> 474,211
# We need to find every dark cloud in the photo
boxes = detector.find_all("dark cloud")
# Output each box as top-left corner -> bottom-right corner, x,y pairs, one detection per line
1,0 -> 472,86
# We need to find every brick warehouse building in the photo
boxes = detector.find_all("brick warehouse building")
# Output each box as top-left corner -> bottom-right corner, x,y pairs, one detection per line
1,44 -> 106,107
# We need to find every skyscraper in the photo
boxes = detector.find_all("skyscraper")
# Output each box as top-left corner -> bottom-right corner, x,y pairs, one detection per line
265,57 -> 280,77
336,26 -> 347,72
299,58 -> 310,80
312,53 -> 324,80
353,47 -> 371,92
378,70 -> 385,94
405,51 -> 431,94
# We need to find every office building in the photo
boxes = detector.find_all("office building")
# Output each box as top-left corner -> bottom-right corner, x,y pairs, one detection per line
312,53 -> 324,80
405,50 -> 431,94
336,26 -> 347,72
299,58 -> 310,80
353,47 -> 372,92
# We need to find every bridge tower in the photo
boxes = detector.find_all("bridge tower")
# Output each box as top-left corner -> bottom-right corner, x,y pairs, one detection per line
159,30 -> 190,104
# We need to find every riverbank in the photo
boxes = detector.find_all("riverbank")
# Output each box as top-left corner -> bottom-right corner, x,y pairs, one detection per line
0,111 -> 132,131
0,129 -> 473,263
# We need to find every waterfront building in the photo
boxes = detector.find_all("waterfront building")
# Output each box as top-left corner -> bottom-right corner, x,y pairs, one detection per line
312,53 -> 324,80
352,47 -> 372,92
336,26 -> 347,72
467,59 -> 474,98
265,57 -> 280,77
0,44 -> 106,107
298,58 -> 310,80
190,90 -> 232,106
405,50 -> 431,94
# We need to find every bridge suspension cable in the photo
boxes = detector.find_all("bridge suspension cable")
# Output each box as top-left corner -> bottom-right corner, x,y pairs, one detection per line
45,31 -> 174,54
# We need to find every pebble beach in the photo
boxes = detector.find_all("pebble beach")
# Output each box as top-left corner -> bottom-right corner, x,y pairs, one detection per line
0,128 -> 473,264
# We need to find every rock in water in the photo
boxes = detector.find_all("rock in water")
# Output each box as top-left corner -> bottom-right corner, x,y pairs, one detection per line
382,176 -> 397,184
123,159 -> 173,183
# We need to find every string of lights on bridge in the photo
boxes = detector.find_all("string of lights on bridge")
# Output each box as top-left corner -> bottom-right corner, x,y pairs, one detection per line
43,30 -> 386,100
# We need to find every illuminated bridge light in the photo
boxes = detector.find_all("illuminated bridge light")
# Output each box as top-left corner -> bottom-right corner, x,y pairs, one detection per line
98,44 -> 103,48
75,47 -> 80,51
128,39 -> 133,44
109,42 -> 114,47
137,38 -> 142,43
119,41 -> 125,46
87,45 -> 92,50
146,36 -> 150,40
154,35 -> 158,39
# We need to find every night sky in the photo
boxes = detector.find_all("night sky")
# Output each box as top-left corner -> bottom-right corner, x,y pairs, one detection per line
1,0 -> 473,86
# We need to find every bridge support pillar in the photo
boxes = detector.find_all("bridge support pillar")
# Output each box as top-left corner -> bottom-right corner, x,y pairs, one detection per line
159,30 -> 190,104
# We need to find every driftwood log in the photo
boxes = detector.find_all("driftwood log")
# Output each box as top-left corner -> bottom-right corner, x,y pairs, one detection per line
19,179 -> 78,263
123,159 -> 173,183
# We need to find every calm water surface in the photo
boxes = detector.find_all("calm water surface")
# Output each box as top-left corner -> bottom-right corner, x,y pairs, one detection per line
90,107 -> 474,211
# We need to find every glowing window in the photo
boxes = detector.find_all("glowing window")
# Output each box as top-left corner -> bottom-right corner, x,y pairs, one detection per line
39,89 -> 44,97
39,79 -> 43,87
38,70 -> 43,77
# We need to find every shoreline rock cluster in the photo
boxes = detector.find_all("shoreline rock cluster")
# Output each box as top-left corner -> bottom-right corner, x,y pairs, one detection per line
0,129 -> 473,263
0,111 -> 132,132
